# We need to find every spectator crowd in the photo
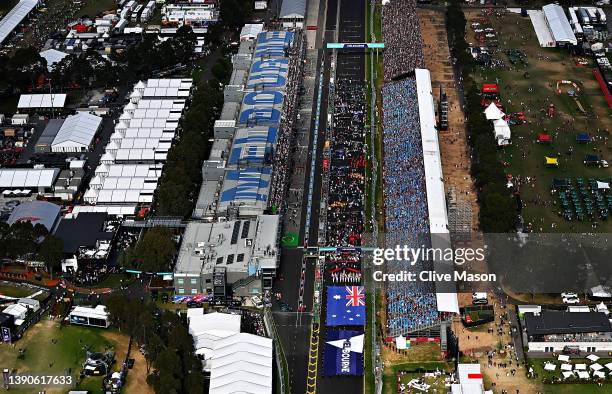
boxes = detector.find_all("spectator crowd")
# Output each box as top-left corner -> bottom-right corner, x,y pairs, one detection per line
382,0 -> 425,81
381,1 -> 440,335
269,30 -> 306,211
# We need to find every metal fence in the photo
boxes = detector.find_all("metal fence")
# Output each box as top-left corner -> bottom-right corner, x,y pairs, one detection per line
263,308 -> 289,394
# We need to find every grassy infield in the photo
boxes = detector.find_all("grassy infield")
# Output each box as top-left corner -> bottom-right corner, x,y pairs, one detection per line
0,321 -> 121,393
475,13 -> 612,233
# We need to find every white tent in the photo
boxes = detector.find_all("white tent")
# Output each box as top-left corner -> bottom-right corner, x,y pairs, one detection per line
590,363 -> 603,371
51,113 -> 102,153
395,336 -> 407,350
597,181 -> 610,190
577,370 -> 590,379
593,370 -> 605,379
561,364 -> 573,371
558,354 -> 570,362
542,4 -> 578,46
587,354 -> 600,362
484,102 -> 505,120
544,362 -> 557,371
575,364 -> 587,370
605,362 -> 612,371
493,119 -> 511,146
562,371 -> 574,379
40,49 -> 68,71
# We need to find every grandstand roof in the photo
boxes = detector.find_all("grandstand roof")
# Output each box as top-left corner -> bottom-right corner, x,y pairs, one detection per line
415,69 -> 459,315
246,59 -> 289,89
228,127 -> 278,166
0,0 -> 38,45
279,0 -> 306,19
51,113 -> 102,148
254,31 -> 293,59
219,168 -> 271,212
542,4 -> 577,45
240,91 -> 284,128
18,94 -> 67,109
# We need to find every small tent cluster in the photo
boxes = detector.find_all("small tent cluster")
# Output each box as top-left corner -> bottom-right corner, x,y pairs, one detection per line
484,103 -> 511,146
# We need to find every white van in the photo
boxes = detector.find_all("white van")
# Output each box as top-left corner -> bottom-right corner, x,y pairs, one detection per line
472,292 -> 488,305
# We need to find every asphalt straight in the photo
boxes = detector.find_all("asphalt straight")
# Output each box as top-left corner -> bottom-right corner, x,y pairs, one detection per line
315,0 -> 366,393
270,0 -> 329,392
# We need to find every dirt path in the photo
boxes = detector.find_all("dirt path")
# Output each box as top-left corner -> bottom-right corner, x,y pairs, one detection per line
419,9 -> 482,235
453,294 -> 540,393
102,331 -> 153,394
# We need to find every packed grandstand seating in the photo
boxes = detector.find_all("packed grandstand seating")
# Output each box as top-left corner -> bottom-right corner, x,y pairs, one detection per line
269,30 -> 305,211
382,0 -> 425,81
381,2 -> 441,335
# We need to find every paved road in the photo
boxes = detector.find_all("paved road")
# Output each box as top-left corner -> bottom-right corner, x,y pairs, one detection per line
315,1 -> 366,394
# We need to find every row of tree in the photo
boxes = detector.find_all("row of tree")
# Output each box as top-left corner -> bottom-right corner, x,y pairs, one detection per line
118,227 -> 177,273
105,295 -> 204,394
153,54 -> 231,217
0,221 -> 64,273
446,1 -> 517,232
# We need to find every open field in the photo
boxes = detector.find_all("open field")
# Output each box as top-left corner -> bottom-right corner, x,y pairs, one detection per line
0,319 -> 150,393
77,0 -> 117,18
381,357 -> 451,394
529,357 -> 612,393
466,10 -> 612,233
0,283 -> 39,299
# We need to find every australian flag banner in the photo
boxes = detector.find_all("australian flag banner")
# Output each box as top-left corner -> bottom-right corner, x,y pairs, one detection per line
324,330 -> 364,376
326,285 -> 366,326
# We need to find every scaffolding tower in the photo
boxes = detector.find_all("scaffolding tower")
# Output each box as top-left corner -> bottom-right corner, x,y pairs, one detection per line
447,187 -> 472,242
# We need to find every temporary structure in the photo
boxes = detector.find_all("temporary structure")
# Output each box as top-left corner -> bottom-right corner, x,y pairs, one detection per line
484,102 -> 505,120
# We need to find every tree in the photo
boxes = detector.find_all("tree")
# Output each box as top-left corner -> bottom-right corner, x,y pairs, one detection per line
128,227 -> 176,272
220,0 -> 245,29
37,235 -> 64,277
212,57 -> 233,84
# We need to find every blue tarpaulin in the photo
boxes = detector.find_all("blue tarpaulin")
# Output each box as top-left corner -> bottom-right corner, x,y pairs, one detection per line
576,133 -> 590,143
326,286 -> 366,326
323,330 -> 364,376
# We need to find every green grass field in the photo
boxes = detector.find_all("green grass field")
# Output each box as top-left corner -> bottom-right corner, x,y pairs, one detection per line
0,283 -> 41,299
77,0 -> 117,18
382,360 -> 451,394
470,12 -> 612,233
529,357 -> 612,393
0,320 -> 125,393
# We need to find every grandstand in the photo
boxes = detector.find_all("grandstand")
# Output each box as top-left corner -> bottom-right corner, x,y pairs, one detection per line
382,69 -> 457,339
193,30 -> 303,219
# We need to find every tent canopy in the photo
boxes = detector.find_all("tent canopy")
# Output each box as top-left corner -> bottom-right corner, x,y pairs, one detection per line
538,133 -> 552,142
545,156 -> 558,166
576,132 -> 590,142
484,102 -> 505,120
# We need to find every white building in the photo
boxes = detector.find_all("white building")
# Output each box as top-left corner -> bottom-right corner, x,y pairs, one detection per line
69,305 -> 110,328
524,311 -> 612,353
542,4 -> 578,46
51,113 -> 102,153
279,0 -> 306,29
209,333 -> 273,394
451,364 -> 489,394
